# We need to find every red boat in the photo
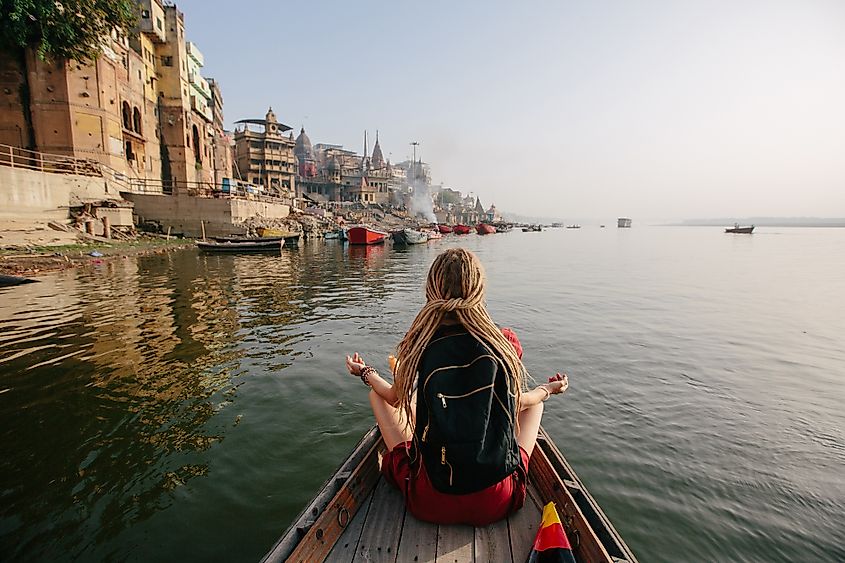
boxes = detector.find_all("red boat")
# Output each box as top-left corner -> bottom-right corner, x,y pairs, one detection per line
476,223 -> 496,235
347,226 -> 388,245
437,224 -> 453,234
452,224 -> 471,235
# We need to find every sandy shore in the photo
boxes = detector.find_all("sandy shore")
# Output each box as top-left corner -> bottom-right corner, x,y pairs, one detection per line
0,217 -> 196,278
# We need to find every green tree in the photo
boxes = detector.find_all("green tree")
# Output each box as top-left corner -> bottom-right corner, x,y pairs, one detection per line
0,0 -> 136,62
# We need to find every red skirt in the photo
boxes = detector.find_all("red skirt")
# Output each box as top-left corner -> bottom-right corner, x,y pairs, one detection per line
381,441 -> 530,526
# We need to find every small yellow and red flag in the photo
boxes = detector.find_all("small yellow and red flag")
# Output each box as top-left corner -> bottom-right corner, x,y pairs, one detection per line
527,502 -> 576,563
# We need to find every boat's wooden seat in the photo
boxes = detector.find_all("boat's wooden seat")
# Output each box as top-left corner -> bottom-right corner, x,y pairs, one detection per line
325,476 -> 543,563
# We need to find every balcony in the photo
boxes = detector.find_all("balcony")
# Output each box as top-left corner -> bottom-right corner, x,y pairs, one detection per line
138,0 -> 166,42
186,41 -> 205,67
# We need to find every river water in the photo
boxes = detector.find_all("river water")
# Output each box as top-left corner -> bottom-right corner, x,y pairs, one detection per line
1,227 -> 843,562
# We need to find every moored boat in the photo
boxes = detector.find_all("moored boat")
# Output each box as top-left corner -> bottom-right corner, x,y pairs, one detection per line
452,224 -> 472,235
197,239 -> 283,252
391,228 -> 428,245
0,274 -> 39,287
347,226 -> 388,245
437,224 -> 453,234
426,230 -> 443,241
261,426 -> 639,563
725,224 -> 754,234
566,225 -> 581,229
476,223 -> 496,235
324,231 -> 340,240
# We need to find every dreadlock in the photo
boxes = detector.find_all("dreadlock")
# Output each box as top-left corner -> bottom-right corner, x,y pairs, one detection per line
393,247 -> 526,433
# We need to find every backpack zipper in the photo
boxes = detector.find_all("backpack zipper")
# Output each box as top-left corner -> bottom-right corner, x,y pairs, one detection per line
436,383 -> 495,408
441,446 -> 453,486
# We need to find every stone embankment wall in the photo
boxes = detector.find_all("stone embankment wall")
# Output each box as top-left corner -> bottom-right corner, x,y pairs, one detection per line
125,193 -> 290,237
0,166 -> 111,220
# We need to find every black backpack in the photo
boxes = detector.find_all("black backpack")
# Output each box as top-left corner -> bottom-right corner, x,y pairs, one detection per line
413,330 -> 521,494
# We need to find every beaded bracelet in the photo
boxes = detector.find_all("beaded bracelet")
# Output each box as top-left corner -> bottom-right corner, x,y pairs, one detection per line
360,366 -> 377,387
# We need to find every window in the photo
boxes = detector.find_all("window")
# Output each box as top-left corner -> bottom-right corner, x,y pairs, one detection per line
133,107 -> 142,134
156,18 -> 163,31
192,125 -> 202,164
121,101 -> 131,130
162,56 -> 173,67
141,9 -> 150,18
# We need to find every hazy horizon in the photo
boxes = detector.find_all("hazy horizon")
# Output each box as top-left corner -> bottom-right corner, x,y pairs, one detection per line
178,0 -> 845,219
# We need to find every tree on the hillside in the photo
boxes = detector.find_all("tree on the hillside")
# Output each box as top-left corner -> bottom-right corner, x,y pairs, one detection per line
0,0 -> 136,62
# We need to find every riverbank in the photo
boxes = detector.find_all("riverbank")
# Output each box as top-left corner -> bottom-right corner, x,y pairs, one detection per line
0,237 -> 194,277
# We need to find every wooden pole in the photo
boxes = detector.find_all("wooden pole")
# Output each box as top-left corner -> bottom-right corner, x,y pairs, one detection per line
166,225 -> 171,241
201,220 -> 206,241
102,216 -> 111,239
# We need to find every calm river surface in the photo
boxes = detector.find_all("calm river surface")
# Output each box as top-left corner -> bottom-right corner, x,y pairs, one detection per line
1,227 -> 843,562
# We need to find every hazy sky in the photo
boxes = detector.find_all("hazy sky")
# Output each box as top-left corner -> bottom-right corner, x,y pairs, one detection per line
178,0 -> 845,220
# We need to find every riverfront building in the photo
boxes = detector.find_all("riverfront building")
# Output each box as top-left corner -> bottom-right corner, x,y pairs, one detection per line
233,108 -> 296,196
0,0 -> 225,195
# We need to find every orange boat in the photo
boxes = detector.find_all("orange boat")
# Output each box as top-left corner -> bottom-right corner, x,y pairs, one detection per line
452,224 -> 471,235
476,223 -> 496,235
347,226 -> 388,245
437,224 -> 453,234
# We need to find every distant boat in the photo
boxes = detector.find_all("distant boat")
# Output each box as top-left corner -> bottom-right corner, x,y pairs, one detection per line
347,226 -> 388,245
551,222 -> 564,228
392,228 -> 428,245
600,225 -> 606,228
725,224 -> 755,234
437,224 -> 453,234
324,231 -> 340,240
452,224 -> 472,235
566,225 -> 581,229
476,223 -> 496,235
617,217 -> 632,228
495,224 -> 512,233
522,224 -> 542,232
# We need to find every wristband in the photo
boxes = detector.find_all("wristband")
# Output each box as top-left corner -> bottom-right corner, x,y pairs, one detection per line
538,385 -> 551,402
360,366 -> 377,387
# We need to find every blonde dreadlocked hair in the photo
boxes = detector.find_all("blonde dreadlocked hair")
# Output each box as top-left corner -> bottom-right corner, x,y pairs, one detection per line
393,248 -> 526,432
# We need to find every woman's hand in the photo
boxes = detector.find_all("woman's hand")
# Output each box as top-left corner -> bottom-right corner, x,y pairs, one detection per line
542,373 -> 569,396
345,352 -> 367,376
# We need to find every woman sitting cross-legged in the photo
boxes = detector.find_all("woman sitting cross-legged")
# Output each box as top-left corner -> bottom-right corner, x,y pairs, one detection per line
345,247 -> 568,526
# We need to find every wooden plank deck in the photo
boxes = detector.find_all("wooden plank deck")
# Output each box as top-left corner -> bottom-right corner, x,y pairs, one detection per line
325,476 -> 544,563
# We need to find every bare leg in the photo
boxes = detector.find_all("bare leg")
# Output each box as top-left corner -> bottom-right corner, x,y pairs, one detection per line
369,390 -> 414,451
516,402 -> 544,456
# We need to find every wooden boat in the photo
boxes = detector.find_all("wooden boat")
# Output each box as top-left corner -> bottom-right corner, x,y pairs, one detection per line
257,227 -> 296,238
392,228 -> 429,245
452,224 -> 472,235
495,224 -> 513,233
212,235 -> 285,243
0,274 -> 39,287
566,225 -> 581,229
197,239 -> 283,252
324,231 -> 340,240
347,226 -> 388,245
476,223 -> 497,235
211,234 -> 300,246
725,224 -> 754,234
522,225 -> 543,232
437,224 -> 453,234
426,230 -> 443,241
262,426 -> 638,563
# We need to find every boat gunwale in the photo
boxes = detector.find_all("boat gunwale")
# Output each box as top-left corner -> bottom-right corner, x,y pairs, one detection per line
260,426 -> 382,563
261,425 -> 639,562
